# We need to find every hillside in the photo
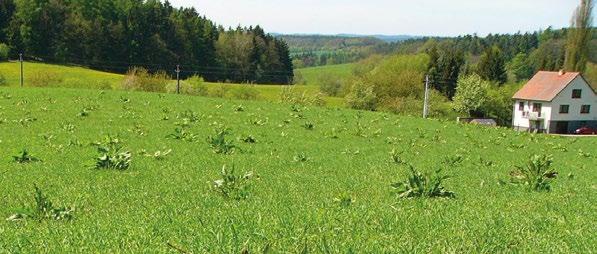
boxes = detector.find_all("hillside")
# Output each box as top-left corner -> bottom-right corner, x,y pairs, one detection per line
0,86 -> 595,252
277,35 -> 393,68
0,62 -> 343,106
296,63 -> 356,85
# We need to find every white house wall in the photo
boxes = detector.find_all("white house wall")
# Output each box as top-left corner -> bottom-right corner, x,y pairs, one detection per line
512,100 -> 552,130
550,77 -> 597,122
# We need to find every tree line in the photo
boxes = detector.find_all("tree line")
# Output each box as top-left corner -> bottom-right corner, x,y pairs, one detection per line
410,25 -> 595,99
0,0 -> 293,84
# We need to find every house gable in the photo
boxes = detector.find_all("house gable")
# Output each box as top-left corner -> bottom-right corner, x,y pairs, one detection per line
512,71 -> 582,102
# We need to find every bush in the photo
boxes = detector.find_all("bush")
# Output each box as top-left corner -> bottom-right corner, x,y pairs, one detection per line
280,86 -> 326,107
293,71 -> 306,85
186,75 -> 208,96
29,71 -> 64,87
0,43 -> 9,61
210,84 -> 230,98
230,85 -> 259,100
122,67 -> 169,93
318,73 -> 344,96
166,75 -> 207,95
483,82 -> 523,126
345,81 -> 377,111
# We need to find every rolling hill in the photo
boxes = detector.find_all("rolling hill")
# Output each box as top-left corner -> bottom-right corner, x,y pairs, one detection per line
0,61 -> 344,106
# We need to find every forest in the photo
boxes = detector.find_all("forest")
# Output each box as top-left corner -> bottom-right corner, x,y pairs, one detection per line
0,0 -> 294,84
279,35 -> 396,68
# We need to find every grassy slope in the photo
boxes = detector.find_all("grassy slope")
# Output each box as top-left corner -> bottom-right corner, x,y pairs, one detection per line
0,61 -> 344,106
0,87 -> 595,252
0,61 -> 123,88
296,63 -> 355,85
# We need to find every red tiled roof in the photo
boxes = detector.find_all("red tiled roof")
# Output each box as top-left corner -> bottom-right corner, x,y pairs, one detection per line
512,71 -> 581,101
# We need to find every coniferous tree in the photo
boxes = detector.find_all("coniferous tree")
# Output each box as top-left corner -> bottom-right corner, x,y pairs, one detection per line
0,0 -> 16,43
426,41 -> 465,99
2,0 -> 293,84
477,46 -> 508,84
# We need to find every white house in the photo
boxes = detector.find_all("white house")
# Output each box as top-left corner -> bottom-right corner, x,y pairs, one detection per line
512,71 -> 596,134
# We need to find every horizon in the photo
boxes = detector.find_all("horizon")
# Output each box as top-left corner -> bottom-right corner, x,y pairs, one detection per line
167,0 -> 594,37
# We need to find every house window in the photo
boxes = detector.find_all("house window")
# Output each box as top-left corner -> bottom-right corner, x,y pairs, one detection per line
580,105 -> 591,114
572,89 -> 582,99
559,105 -> 569,114
518,102 -> 524,111
532,103 -> 542,112
533,103 -> 542,117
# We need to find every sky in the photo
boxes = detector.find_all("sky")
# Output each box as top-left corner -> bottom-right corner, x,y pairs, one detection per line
167,0 -> 594,37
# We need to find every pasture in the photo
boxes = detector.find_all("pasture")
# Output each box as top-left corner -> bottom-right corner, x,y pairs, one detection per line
0,86 -> 595,252
296,63 -> 356,85
0,62 -> 343,106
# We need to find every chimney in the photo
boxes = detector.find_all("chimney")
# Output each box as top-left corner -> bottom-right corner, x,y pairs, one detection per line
558,69 -> 566,76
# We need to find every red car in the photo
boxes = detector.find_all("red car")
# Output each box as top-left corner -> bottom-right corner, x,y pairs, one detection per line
575,126 -> 596,135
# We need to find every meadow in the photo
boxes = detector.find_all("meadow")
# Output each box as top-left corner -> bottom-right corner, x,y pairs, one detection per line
296,63 -> 355,86
0,86 -> 595,252
0,62 -> 344,106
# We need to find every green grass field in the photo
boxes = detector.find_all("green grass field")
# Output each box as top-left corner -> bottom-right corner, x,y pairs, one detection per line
0,86 -> 595,252
296,63 -> 355,85
0,61 -> 343,106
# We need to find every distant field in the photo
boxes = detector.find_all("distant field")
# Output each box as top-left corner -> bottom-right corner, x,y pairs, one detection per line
0,86 -> 595,252
0,61 -> 123,89
0,61 -> 343,106
296,63 -> 356,85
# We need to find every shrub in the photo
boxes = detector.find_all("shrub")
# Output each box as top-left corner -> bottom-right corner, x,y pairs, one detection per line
0,43 -> 9,61
318,73 -> 344,96
510,154 -> 558,192
29,71 -> 64,87
391,164 -> 455,199
230,85 -> 259,100
167,75 -> 207,95
280,87 -> 326,107
293,71 -> 307,85
345,81 -> 377,111
93,136 -> 132,170
210,84 -> 230,98
186,75 -> 208,96
122,67 -> 169,93
6,185 -> 74,222
212,165 -> 254,200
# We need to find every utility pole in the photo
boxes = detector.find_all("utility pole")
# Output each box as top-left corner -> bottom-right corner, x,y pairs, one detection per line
423,75 -> 430,118
176,64 -> 180,94
19,53 -> 24,87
